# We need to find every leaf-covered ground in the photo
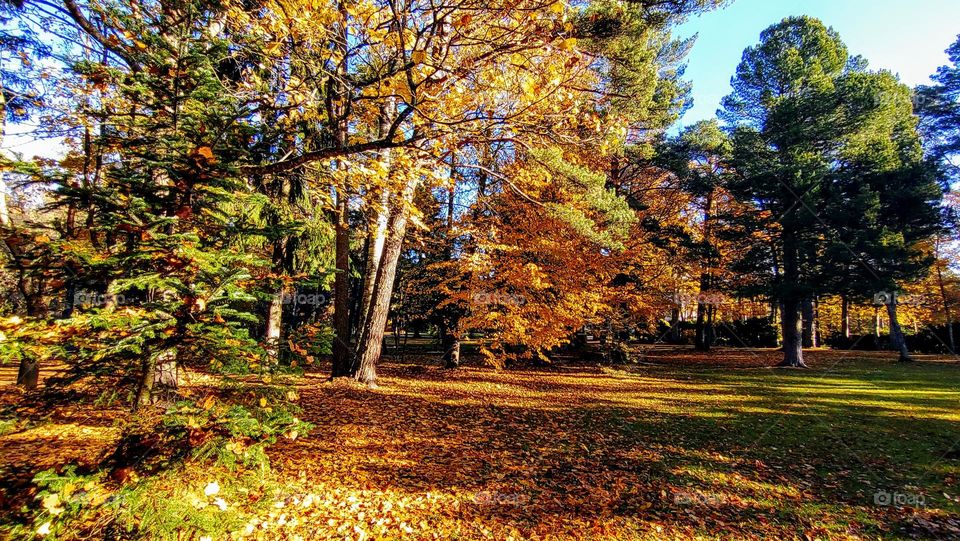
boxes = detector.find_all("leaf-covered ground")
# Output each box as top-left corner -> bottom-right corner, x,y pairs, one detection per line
2,349 -> 959,540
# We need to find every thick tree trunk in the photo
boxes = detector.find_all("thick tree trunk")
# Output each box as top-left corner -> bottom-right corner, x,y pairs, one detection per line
669,306 -> 682,343
706,305 -> 716,347
778,237 -> 807,367
329,6 -> 353,378
886,297 -> 912,362
694,299 -> 709,351
134,348 -> 178,410
357,101 -> 395,335
330,194 -> 353,377
358,192 -> 389,332
801,297 -> 817,348
353,180 -> 418,385
62,279 -> 77,319
779,297 -> 806,367
16,357 -> 38,389
442,332 -> 460,369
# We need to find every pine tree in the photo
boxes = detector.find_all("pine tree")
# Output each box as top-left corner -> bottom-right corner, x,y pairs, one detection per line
721,16 -> 852,367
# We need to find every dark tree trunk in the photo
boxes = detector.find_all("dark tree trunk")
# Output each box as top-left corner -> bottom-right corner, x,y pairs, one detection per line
779,297 -> 806,367
329,8 -> 353,379
706,305 -> 716,347
694,299 -> 709,351
16,357 -> 38,389
801,297 -> 817,348
330,192 -> 353,378
936,263 -> 956,353
840,294 -> 850,339
62,279 -> 77,319
442,332 -> 460,369
669,306 -> 682,343
886,297 -> 912,362
778,237 -> 807,367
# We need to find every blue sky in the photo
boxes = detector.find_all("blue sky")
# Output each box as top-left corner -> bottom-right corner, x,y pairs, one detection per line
673,0 -> 960,130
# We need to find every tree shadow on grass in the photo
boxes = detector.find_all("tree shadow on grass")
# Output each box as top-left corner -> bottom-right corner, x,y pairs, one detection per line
273,361 -> 960,539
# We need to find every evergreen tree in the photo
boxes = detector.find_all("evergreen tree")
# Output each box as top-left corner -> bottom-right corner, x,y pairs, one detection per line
721,16 -> 851,367
825,71 -> 945,361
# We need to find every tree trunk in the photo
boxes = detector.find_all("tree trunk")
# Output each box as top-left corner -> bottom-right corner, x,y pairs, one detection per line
330,193 -> 353,377
357,100 -> 395,335
16,356 -> 38,389
873,306 -> 882,347
669,306 -> 681,343
134,348 -> 178,410
936,263 -> 956,353
440,158 -> 462,367
353,179 -> 419,385
265,286 -> 285,361
694,299 -> 709,351
442,332 -> 460,369
62,279 -> 77,319
779,297 -> 806,367
886,296 -> 912,362
801,297 -> 817,348
778,236 -> 807,367
706,305 -> 716,347
840,294 -> 850,339
329,5 -> 353,378
0,91 -> 8,227
0,177 -> 8,227
357,194 -> 389,331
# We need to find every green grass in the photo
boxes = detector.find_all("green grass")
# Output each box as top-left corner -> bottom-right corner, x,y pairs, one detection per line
604,357 -> 960,538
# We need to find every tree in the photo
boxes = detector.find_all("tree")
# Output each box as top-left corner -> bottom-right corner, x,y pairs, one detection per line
916,34 -> 960,182
721,16 -> 851,367
823,71 -> 944,361
669,120 -> 731,350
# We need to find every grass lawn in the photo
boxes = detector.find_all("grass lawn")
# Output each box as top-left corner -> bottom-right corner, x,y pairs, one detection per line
1,349 -> 958,540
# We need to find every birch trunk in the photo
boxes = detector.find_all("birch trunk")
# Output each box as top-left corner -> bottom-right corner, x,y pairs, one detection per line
265,287 -> 286,361
357,100 -> 395,335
